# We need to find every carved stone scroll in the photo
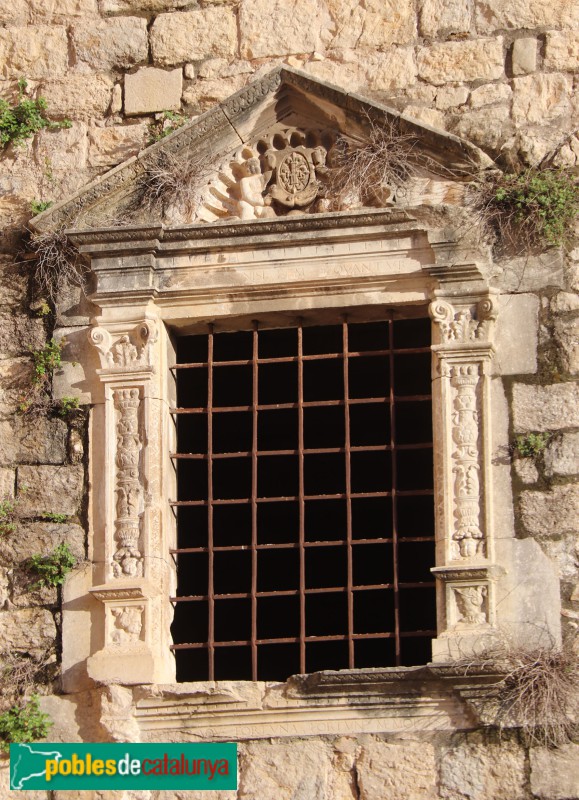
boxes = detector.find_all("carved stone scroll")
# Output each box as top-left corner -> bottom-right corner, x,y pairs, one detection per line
430,297 -> 497,345
112,388 -> 143,579
89,320 -> 157,370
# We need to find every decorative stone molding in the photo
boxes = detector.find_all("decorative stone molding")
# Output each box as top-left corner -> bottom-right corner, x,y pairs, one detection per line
112,388 -> 143,579
430,296 -> 498,344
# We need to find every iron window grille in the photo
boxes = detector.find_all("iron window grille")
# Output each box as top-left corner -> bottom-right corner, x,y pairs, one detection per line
170,313 -> 436,682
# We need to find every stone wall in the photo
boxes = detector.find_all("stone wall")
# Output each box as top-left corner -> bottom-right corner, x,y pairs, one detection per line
0,0 -> 578,798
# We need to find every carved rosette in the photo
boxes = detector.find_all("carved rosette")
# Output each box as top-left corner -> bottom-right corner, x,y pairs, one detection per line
450,364 -> 484,559
112,388 -> 143,578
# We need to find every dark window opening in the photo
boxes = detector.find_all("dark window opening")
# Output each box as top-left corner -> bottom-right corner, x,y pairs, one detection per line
170,315 -> 436,682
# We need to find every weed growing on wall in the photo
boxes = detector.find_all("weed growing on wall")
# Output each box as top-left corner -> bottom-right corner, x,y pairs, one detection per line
27,228 -> 87,303
148,110 -> 189,144
56,396 -> 80,418
27,543 -> 76,589
137,149 -> 212,220
18,339 -> 62,414
470,168 -> 579,251
30,200 -> 53,217
515,432 -> 550,458
0,499 -> 17,536
0,79 -> 71,149
0,695 -> 52,751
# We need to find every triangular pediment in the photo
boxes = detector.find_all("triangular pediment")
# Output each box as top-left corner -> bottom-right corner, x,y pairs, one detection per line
31,66 -> 493,233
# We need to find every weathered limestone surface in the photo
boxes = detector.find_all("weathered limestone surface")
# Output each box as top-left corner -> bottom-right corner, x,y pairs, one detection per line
0,416 -> 68,466
0,607 -> 56,653
438,734 -> 527,800
554,316 -> 579,375
0,522 -> 85,564
418,0 -> 471,38
240,0 -> 333,59
512,382 -> 579,432
125,67 -> 182,116
326,0 -> 416,49
356,739 -> 437,800
16,465 -> 84,517
40,74 -> 114,120
238,739 -> 334,799
494,294 -> 538,375
417,39 -> 504,84
544,432 -> 579,477
0,26 -> 68,79
512,38 -> 538,76
151,9 -> 237,65
474,0 -> 579,32
512,73 -> 573,124
72,17 -> 148,70
88,123 -> 147,167
469,82 -> 512,107
530,743 -> 579,799
544,31 -> 579,71
520,484 -> 579,537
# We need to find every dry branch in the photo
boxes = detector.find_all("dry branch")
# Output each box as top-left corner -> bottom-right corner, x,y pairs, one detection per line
136,149 -> 213,219
28,228 -> 87,303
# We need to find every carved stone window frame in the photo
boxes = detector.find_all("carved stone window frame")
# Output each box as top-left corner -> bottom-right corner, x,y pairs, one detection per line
57,208 -> 530,692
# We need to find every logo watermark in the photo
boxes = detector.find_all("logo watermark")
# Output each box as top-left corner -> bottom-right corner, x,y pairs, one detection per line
10,742 -> 237,790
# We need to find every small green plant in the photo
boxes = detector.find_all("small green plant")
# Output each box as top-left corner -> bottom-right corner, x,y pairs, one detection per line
40,512 -> 69,523
515,432 -> 550,458
0,78 -> 71,149
56,396 -> 80,418
0,499 -> 16,536
18,339 -> 63,414
27,542 -> 76,589
148,110 -> 188,144
472,168 -> 579,251
30,200 -> 53,216
0,695 -> 52,752
34,301 -> 51,317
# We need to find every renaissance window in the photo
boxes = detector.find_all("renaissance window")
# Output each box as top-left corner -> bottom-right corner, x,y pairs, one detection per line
170,313 -> 436,682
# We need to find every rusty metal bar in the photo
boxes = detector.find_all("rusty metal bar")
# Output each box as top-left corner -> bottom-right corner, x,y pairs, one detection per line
171,394 -> 431,414
171,629 -> 438,650
171,443 -> 433,459
207,324 -> 215,680
171,536 -> 434,555
342,319 -> 355,669
388,314 -> 401,666
297,320 -> 306,673
251,321 -> 259,680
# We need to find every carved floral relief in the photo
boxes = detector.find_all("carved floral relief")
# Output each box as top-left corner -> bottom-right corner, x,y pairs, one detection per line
112,388 -> 143,579
111,605 -> 144,643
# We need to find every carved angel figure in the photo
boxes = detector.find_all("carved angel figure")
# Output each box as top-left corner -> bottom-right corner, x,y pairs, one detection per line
237,158 -> 276,220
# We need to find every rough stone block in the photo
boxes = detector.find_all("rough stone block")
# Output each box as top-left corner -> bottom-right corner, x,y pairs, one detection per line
520,484 -> 579,537
494,293 -> 538,376
544,31 -> 579,71
0,257 -> 27,307
356,739 -> 437,800
0,357 -> 34,410
100,0 -> 191,11
418,0 -> 471,37
371,48 -> 417,92
554,316 -> 579,375
40,74 -> 114,121
0,311 -> 46,359
530,743 -> 579,799
514,458 -> 539,484
0,607 -> 56,654
88,123 -> 147,167
0,416 -> 68,466
241,0 -> 332,58
16,465 -> 84,517
403,105 -> 446,130
435,85 -> 469,110
512,37 -> 537,75
0,521 -> 85,565
544,432 -> 579,477
0,0 -> 28,25
34,123 -> 89,172
0,25 -> 68,79
439,733 -> 526,800
469,82 -> 512,107
72,17 -> 148,70
125,67 -> 183,116
0,467 -> 15,498
151,9 -> 237,66
512,73 -> 572,124
417,39 -> 504,85
29,0 -> 98,21
474,0 -> 579,33
183,75 -> 247,114
238,739 -> 333,799
551,292 -> 579,313
513,382 -> 579,431
326,0 -> 415,49
498,251 -> 565,293
304,58 -> 366,93
452,106 -> 511,153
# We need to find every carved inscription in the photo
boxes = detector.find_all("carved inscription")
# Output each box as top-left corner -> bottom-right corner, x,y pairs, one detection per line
112,389 -> 143,578
450,364 -> 485,559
